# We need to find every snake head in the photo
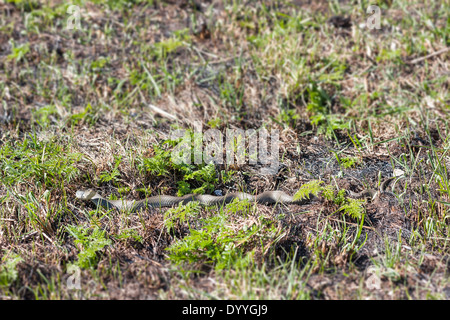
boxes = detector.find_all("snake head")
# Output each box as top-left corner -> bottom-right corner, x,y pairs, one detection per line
76,189 -> 97,200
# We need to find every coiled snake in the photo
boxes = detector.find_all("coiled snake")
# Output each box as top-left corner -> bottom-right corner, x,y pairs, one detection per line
76,177 -> 398,213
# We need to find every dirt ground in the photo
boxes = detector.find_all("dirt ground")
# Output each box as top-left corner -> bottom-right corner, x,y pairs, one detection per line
0,0 -> 449,299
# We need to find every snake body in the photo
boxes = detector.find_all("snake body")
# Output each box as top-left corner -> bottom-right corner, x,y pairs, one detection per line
76,190 -> 316,213
76,177 -> 400,213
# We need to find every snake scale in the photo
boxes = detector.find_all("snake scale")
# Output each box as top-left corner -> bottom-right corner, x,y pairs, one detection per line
76,177 -> 399,213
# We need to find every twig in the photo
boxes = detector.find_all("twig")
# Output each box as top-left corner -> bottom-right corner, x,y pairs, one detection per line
191,56 -> 238,66
328,217 -> 375,230
42,232 -> 56,246
20,231 -> 38,242
147,104 -> 178,121
409,47 -> 449,64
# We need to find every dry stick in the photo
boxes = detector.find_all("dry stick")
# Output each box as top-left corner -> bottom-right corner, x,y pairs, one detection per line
42,232 -> 57,246
20,231 -> 39,241
327,217 -> 375,230
409,47 -> 449,64
148,103 -> 178,121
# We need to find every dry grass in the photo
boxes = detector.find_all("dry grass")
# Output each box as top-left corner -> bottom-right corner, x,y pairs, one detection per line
0,0 -> 449,300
